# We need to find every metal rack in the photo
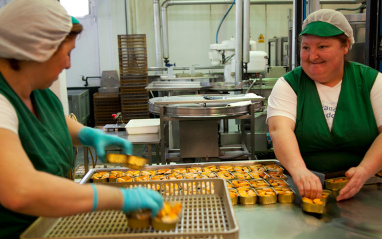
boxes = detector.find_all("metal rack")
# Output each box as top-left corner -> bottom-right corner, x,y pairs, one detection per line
118,34 -> 150,121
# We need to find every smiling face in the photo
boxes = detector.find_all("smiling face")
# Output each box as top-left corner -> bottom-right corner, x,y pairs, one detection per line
300,34 -> 350,87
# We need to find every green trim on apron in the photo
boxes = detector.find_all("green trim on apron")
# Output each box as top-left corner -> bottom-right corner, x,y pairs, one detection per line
0,73 -> 74,239
284,62 -> 378,173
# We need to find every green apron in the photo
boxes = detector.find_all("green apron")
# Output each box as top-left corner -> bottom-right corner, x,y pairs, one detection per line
0,73 -> 74,239
284,62 -> 379,173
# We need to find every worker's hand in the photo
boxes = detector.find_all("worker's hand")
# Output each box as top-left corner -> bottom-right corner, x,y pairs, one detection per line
291,168 -> 322,199
336,166 -> 369,201
120,187 -> 163,217
77,127 -> 133,162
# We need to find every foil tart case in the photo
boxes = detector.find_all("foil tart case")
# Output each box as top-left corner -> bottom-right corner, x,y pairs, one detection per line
91,178 -> 108,183
91,172 -> 109,183
248,164 -> 266,173
219,165 -> 234,172
116,176 -> 134,183
273,187 -> 295,203
187,167 -> 202,173
233,166 -> 250,173
266,178 -> 288,187
321,190 -> 331,205
217,171 -> 235,180
200,171 -> 218,179
255,187 -> 277,205
231,179 -> 250,188
325,177 -> 348,191
228,188 -> 239,205
108,177 -> 118,183
302,200 -> 325,214
202,165 -> 219,172
247,179 -> 270,188
226,181 -> 234,189
151,175 -> 168,181
264,164 -> 284,172
156,168 -> 172,175
124,170 -> 141,177
126,209 -> 151,229
232,172 -> 252,180
265,172 -> 287,179
106,154 -> 147,170
237,187 -> 257,205
152,202 -> 182,231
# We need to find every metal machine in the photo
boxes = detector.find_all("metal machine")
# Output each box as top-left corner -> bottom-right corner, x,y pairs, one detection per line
148,94 -> 265,164
209,38 -> 268,82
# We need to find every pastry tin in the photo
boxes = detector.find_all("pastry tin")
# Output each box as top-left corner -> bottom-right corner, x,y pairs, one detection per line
302,201 -> 324,214
321,190 -> 331,205
274,187 -> 295,203
237,187 -> 257,205
91,172 -> 109,183
91,178 -> 108,183
325,177 -> 348,191
228,188 -> 239,205
226,180 -> 234,189
106,153 -> 147,170
247,179 -> 269,188
152,201 -> 182,231
200,171 -> 218,179
152,218 -> 176,231
108,177 -> 118,183
264,164 -> 284,172
230,179 -> 250,188
256,187 -> 277,205
126,210 -> 151,229
266,178 -> 288,187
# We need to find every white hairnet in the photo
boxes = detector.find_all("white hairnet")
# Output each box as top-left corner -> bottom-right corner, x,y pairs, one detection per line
0,0 -> 72,62
302,9 -> 354,46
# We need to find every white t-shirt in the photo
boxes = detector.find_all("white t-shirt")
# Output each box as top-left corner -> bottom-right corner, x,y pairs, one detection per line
0,94 -> 18,134
266,73 -> 382,131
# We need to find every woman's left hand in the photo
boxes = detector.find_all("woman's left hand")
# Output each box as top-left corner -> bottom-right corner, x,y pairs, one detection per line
336,166 -> 369,201
78,127 -> 133,162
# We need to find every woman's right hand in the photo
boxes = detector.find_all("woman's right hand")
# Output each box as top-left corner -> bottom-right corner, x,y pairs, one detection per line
120,187 -> 163,217
291,168 -> 322,199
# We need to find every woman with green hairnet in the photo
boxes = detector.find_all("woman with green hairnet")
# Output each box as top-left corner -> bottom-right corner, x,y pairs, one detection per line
0,0 -> 162,238
267,9 -> 382,202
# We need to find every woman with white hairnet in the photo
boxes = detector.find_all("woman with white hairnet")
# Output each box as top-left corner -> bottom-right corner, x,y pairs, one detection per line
267,9 -> 382,202
0,0 -> 162,238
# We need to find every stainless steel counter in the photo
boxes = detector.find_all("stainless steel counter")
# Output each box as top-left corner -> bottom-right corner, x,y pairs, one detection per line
80,160 -> 382,238
235,182 -> 382,239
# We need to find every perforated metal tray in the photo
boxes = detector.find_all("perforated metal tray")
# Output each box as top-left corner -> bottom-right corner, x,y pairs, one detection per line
20,179 -> 239,239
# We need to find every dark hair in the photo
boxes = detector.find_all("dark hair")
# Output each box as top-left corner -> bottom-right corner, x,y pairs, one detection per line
8,22 -> 84,71
65,23 -> 83,40
8,59 -> 20,71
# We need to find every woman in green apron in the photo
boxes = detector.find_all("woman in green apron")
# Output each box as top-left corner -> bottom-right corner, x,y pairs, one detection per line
0,1 -> 162,238
267,9 -> 382,202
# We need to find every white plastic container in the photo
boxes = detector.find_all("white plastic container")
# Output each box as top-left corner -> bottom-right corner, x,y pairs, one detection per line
125,119 -> 160,134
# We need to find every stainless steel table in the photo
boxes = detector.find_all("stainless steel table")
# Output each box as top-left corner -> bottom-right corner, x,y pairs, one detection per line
234,183 -> 382,239
78,160 -> 382,238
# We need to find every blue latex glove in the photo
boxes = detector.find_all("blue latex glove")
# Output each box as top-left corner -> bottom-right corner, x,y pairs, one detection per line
78,127 -> 133,162
120,187 -> 163,217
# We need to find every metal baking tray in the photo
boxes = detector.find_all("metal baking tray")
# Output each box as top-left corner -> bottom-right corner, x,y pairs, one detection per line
80,160 -> 280,184
20,179 -> 239,239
